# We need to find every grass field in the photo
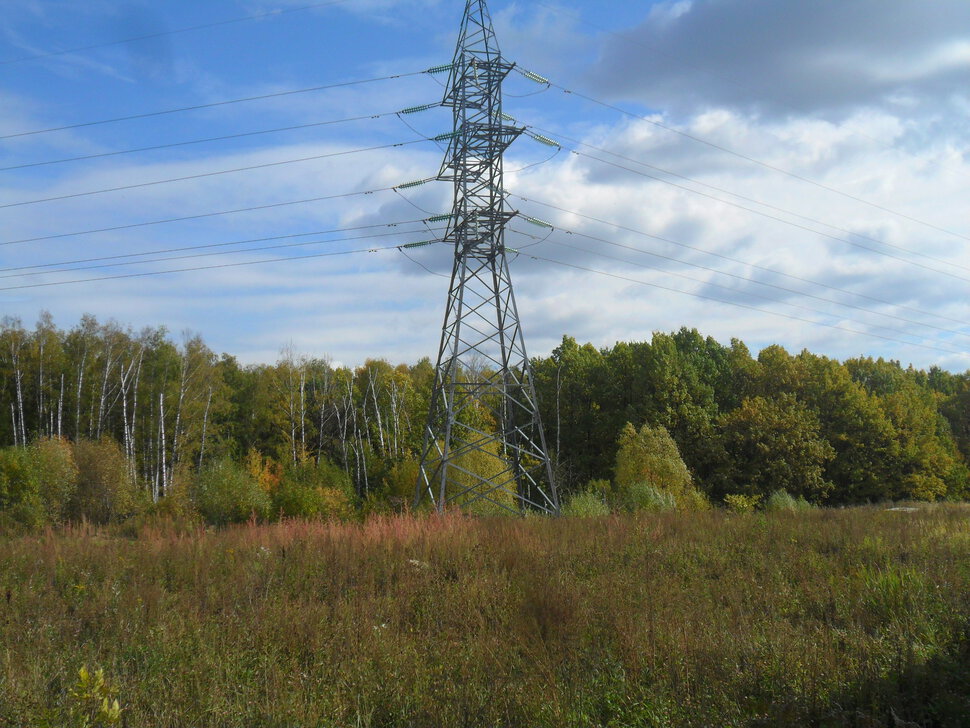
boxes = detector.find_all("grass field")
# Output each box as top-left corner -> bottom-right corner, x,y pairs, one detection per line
2,506 -> 969,727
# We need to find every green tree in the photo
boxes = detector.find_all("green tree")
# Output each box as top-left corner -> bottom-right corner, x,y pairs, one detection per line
614,422 -> 694,503
793,352 -> 899,504
881,385 -> 960,501
940,375 -> 970,465
533,336 -> 611,489
717,394 -> 835,502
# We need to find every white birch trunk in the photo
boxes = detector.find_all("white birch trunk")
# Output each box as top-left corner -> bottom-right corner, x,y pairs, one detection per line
198,386 -> 212,469
57,373 -> 64,439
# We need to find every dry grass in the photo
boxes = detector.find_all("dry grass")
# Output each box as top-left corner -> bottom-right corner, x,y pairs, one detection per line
2,506 -> 969,726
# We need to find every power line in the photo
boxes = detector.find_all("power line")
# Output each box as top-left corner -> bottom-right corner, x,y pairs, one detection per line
528,233 -> 967,353
562,148 -> 970,282
0,240 -> 432,292
508,224 -> 970,343
0,69 -> 432,140
5,226 -> 441,280
398,247 -> 448,278
1,0 -> 354,66
520,121 -> 970,275
0,109 -> 410,172
530,1 -> 929,168
0,220 -> 432,277
572,150 -> 970,281
4,222 -> 960,358
0,138 -> 431,209
0,185 -> 402,247
537,73 -> 970,245
509,192 -> 970,328
524,251 -> 965,357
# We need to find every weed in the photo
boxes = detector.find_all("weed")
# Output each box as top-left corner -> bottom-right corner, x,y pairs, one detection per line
0,507 -> 968,726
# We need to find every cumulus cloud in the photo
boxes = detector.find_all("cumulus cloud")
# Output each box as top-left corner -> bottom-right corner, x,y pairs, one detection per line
590,0 -> 970,122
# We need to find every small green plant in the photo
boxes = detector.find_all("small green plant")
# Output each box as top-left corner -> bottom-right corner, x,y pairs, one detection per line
562,490 -> 610,517
69,665 -> 122,727
585,479 -> 611,497
675,487 -> 711,511
69,438 -> 144,524
194,457 -> 270,525
764,489 -> 813,512
724,493 -> 762,513
0,446 -> 43,527
627,482 -> 678,512
273,458 -> 355,520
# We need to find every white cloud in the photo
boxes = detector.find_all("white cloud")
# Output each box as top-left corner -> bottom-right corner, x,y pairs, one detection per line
3,0 -> 969,374
590,0 -> 970,120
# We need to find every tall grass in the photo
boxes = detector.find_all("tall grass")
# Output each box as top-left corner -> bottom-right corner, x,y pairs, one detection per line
1,506 -> 969,726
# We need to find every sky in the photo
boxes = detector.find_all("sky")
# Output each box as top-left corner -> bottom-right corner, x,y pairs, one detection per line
1,0 -> 969,371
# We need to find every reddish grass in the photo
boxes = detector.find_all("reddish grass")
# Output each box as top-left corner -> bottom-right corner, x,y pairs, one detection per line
1,506 -> 969,726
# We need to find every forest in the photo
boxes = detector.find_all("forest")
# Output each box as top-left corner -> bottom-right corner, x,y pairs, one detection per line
0,312 -> 968,527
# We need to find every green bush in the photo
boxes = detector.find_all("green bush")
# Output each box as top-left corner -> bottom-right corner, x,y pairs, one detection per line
562,490 -> 610,517
381,456 -> 419,510
678,487 -> 712,511
194,458 -> 270,525
626,482 -> 678,512
273,459 -> 355,520
272,479 -> 327,519
764,489 -> 813,512
31,438 -> 79,523
724,493 -> 762,513
0,447 -> 41,526
0,439 -> 81,528
145,468 -> 201,530
68,438 -> 144,524
614,422 -> 693,496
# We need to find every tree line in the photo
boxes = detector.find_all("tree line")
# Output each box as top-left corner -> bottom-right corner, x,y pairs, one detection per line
0,314 -> 967,525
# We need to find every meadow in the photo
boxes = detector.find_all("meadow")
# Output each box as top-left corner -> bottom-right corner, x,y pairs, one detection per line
2,506 -> 969,727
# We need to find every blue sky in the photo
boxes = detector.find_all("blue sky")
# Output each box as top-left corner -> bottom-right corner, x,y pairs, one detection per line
2,0 -> 969,370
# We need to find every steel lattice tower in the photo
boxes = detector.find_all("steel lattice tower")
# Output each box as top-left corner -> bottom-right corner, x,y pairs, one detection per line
414,0 -> 559,515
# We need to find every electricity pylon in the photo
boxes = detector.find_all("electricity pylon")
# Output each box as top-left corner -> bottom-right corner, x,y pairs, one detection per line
414,0 -> 559,515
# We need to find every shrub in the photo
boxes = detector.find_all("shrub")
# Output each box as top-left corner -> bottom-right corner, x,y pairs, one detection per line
244,448 -> 282,493
194,458 -> 270,525
438,439 -> 517,515
31,438 -> 79,523
903,473 -> 947,502
764,489 -> 813,512
724,493 -> 762,513
678,487 -> 712,511
0,447 -> 42,526
585,479 -> 611,497
943,462 -> 970,501
614,422 -> 692,496
717,394 -> 834,502
382,456 -> 420,510
626,482 -> 678,512
273,458 -> 355,520
69,438 -> 143,524
148,468 -> 201,527
562,490 -> 610,517
0,439 -> 82,528
315,485 -> 355,521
